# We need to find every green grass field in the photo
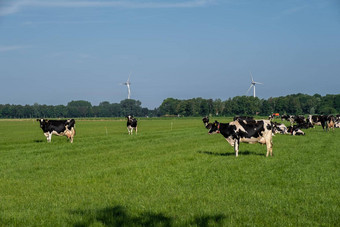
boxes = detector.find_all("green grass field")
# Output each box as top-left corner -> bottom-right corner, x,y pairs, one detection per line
0,118 -> 339,226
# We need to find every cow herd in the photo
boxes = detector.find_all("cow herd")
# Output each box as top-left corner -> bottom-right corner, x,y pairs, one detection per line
279,114 -> 340,133
36,114 -> 337,157
202,114 -> 339,157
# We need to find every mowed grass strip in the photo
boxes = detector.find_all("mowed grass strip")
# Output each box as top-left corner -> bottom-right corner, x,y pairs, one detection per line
0,118 -> 339,226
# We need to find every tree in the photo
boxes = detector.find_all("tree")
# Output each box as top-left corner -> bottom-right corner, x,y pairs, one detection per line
120,99 -> 142,116
176,100 -> 192,116
67,100 -> 92,117
261,99 -> 273,116
159,98 -> 180,116
213,99 -> 224,115
334,95 -> 340,112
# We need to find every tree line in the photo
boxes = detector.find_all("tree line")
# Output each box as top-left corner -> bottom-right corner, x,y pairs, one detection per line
0,93 -> 339,118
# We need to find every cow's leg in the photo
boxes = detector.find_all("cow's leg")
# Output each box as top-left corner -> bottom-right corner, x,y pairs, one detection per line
127,127 -> 131,135
70,130 -> 74,143
71,128 -> 75,143
44,132 -> 49,142
47,132 -> 52,142
266,139 -> 273,157
234,139 -> 239,157
135,127 -> 138,135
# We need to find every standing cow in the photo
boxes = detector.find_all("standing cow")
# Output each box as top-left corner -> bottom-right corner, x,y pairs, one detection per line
204,118 -> 273,157
309,115 -> 329,131
126,115 -> 138,135
327,115 -> 335,131
37,119 -> 76,143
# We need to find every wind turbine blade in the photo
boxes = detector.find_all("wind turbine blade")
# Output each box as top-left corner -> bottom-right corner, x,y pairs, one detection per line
255,82 -> 263,85
249,71 -> 254,82
246,84 -> 253,94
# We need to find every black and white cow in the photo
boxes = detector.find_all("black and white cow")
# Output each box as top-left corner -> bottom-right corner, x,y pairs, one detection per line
202,116 -> 212,129
309,115 -> 328,131
294,115 -> 306,124
327,115 -> 335,131
281,114 -> 291,121
37,119 -> 76,143
272,122 -> 288,134
336,115 -> 340,122
126,115 -> 137,135
233,116 -> 254,121
287,125 -> 305,136
296,121 -> 313,129
335,121 -> 340,128
204,118 -> 273,157
281,115 -> 303,125
334,115 -> 340,128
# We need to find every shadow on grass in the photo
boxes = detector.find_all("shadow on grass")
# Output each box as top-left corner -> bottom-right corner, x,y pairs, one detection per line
71,206 -> 226,227
33,139 -> 44,143
198,150 -> 265,157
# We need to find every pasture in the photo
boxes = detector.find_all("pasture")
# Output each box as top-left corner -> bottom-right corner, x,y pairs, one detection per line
0,118 -> 339,226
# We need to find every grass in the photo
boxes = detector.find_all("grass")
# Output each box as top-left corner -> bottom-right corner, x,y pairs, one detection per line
0,117 -> 339,226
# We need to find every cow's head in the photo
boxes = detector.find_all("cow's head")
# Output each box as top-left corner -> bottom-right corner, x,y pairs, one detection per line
208,121 -> 220,134
202,116 -> 212,129
36,119 -> 48,129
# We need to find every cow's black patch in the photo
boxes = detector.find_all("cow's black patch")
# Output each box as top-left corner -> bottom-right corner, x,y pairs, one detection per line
237,119 -> 264,138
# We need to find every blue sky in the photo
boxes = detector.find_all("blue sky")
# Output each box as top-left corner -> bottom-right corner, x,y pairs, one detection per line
0,0 -> 339,109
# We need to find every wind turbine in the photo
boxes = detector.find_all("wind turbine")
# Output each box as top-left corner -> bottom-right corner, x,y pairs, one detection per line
122,73 -> 131,99
246,72 -> 263,98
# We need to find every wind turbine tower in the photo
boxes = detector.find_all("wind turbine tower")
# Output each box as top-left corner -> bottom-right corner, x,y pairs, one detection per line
123,73 -> 131,99
246,72 -> 263,98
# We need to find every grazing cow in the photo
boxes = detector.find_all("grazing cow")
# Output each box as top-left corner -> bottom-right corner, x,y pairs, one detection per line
310,115 -> 328,131
233,116 -> 253,121
287,126 -> 305,136
126,115 -> 137,135
272,122 -> 288,134
205,118 -> 273,157
37,119 -> 76,143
